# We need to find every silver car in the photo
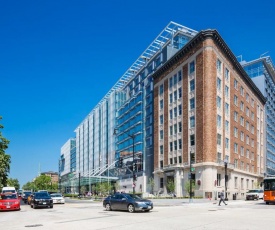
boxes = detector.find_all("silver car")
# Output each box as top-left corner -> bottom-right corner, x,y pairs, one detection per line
50,193 -> 65,204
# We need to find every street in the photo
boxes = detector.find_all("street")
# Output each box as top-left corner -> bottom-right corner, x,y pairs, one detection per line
1,199 -> 275,230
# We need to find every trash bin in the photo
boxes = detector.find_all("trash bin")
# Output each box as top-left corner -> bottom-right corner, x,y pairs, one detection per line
233,194 -> 236,200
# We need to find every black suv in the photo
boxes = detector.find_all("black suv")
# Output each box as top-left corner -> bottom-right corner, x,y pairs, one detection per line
22,191 -> 32,204
30,192 -> 53,209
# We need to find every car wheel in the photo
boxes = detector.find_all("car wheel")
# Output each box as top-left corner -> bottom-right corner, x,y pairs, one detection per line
128,204 -> 135,213
144,210 -> 150,212
266,202 -> 270,205
105,203 -> 112,211
50,205 -> 53,208
33,204 -> 36,209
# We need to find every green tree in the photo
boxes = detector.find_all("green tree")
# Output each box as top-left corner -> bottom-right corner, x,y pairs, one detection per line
148,177 -> 155,194
80,185 -> 87,195
184,180 -> 195,197
7,178 -> 20,190
0,116 -> 11,188
22,181 -> 36,191
34,174 -> 51,190
166,179 -> 175,194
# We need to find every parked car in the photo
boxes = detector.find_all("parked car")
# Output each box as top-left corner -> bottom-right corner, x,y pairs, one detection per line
103,193 -> 153,213
0,192 -> 20,211
246,189 -> 264,200
30,192 -> 53,209
50,193 -> 65,204
22,191 -> 32,204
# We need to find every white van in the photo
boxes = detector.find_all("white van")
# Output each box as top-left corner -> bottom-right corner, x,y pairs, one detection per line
1,186 -> 16,193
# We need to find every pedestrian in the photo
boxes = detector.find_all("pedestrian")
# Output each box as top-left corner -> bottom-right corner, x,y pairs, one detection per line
218,190 -> 228,206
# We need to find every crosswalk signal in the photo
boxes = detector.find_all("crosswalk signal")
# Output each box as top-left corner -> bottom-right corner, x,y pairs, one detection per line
190,152 -> 195,164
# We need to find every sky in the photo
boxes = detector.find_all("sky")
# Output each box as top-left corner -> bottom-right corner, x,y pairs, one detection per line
1,0 -> 274,187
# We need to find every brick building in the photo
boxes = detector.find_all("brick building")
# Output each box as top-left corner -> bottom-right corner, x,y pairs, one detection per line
152,30 -> 266,199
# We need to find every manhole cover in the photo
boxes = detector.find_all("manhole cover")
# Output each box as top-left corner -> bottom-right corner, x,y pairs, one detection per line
25,224 -> 43,227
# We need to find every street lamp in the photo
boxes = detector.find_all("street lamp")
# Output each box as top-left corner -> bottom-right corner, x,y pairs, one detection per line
224,158 -> 228,201
114,128 -> 136,194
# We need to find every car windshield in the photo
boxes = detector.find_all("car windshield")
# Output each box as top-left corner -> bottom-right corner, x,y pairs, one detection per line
124,194 -> 142,200
35,193 -> 50,198
24,192 -> 31,196
247,190 -> 260,193
1,194 -> 17,199
51,194 -> 62,197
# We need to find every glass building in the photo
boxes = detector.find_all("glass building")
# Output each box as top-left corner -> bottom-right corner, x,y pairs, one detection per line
242,56 -> 275,175
59,22 -> 197,194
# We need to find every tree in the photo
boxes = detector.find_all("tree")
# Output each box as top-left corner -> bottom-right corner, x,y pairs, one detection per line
22,181 -> 36,191
184,180 -> 195,197
34,174 -> 51,190
166,179 -> 175,194
148,177 -> 155,194
7,178 -> 20,190
0,116 -> 11,188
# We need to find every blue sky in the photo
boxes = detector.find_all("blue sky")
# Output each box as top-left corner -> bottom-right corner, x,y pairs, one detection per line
1,0 -> 274,187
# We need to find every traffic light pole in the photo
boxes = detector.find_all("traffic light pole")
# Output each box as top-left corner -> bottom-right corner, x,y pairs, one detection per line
189,152 -> 192,202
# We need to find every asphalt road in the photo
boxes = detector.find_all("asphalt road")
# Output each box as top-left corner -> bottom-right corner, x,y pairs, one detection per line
1,198 -> 275,230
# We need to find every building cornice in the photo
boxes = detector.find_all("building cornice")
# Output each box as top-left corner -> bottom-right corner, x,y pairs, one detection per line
152,29 -> 266,104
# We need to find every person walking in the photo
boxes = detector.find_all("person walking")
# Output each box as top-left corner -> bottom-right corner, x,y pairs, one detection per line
218,190 -> 228,206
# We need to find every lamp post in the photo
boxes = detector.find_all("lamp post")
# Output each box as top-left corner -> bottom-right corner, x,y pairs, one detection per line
114,129 -> 136,194
224,159 -> 228,201
78,172 -> 81,198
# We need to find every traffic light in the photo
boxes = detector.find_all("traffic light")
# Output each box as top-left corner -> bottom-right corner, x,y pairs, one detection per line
133,174 -> 137,181
191,173 -> 195,180
190,152 -> 195,164
133,163 -> 136,172
119,157 -> 123,168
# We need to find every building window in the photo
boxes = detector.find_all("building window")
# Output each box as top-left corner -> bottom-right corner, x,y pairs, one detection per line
160,130 -> 163,140
225,138 -> 229,149
178,104 -> 182,116
234,95 -> 238,106
160,161 -> 163,169
173,74 -> 177,85
159,84 -> 164,95
190,61 -> 195,74
190,134 -> 195,146
217,152 -> 222,162
225,85 -> 229,98
178,70 -> 182,81
217,174 -> 221,186
246,93 -> 250,102
240,131 -> 244,141
169,158 -> 173,165
169,109 -> 173,119
217,96 -> 221,109
160,115 -> 163,125
217,77 -> 222,91
246,149 -> 250,159
190,98 -> 195,110
178,87 -> 182,99
217,134 -> 222,146
234,143 -> 238,153
246,107 -> 250,117
159,99 -> 163,110
160,145 -> 163,154
246,135 -> 250,145
240,146 -> 244,156
240,101 -> 244,111
169,78 -> 173,88
234,177 -> 238,188
225,68 -> 229,80
246,121 -> 250,131
179,122 -> 182,133
174,124 -> 177,134
217,59 -> 222,72
190,79 -> 195,92
178,156 -> 182,163
178,139 -> 182,149
234,159 -> 238,168
241,178 -> 244,189
190,116 -> 195,128
169,142 -> 173,151
225,103 -> 229,116
240,116 -> 244,126
174,140 -> 177,151
234,127 -> 238,137
240,86 -> 244,96
174,107 -> 177,118
160,178 -> 164,188
174,91 -> 177,101
225,120 -> 229,133
234,111 -> 238,121
169,126 -> 173,136
234,79 -> 238,89
217,115 -> 222,128
174,157 -> 177,164
169,93 -> 173,103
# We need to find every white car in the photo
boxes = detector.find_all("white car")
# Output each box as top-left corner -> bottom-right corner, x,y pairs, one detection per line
50,193 -> 65,204
246,189 -> 264,200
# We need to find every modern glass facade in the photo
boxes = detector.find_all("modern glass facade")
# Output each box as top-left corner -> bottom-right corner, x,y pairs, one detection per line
242,57 -> 275,175
59,22 -> 198,194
